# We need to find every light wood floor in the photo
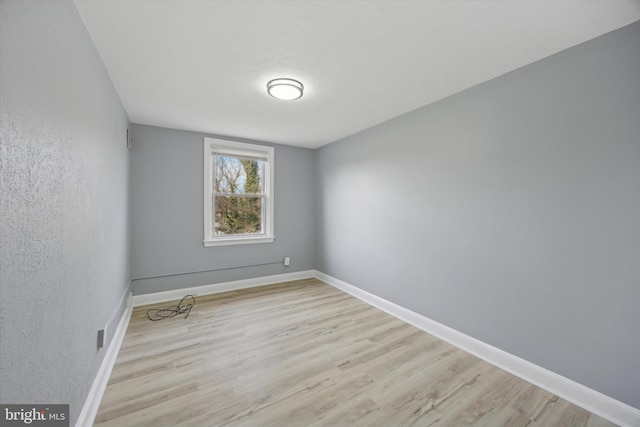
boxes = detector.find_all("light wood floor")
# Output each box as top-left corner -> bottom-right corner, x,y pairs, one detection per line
95,279 -> 616,427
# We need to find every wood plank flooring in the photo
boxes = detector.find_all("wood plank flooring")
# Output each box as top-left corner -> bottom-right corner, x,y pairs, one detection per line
94,279 -> 616,426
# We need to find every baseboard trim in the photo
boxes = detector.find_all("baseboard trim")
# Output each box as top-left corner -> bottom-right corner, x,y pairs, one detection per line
132,270 -> 316,307
76,292 -> 133,427
313,270 -> 640,427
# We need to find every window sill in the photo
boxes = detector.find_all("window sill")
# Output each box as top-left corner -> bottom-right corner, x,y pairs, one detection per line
203,235 -> 275,247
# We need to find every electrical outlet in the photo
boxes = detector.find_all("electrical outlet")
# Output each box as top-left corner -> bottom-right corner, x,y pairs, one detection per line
284,256 -> 290,267
97,329 -> 105,349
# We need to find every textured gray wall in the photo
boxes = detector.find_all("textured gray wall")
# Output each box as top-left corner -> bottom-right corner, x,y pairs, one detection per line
316,22 -> 640,408
130,124 -> 315,295
0,1 -> 131,424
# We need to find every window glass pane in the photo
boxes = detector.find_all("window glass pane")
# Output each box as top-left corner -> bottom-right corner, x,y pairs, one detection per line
214,195 -> 263,235
214,155 -> 264,195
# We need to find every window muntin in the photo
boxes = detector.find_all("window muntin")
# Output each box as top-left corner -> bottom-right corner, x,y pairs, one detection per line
204,138 -> 274,246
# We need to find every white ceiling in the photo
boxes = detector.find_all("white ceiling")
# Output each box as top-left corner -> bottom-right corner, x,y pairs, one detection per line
74,0 -> 640,149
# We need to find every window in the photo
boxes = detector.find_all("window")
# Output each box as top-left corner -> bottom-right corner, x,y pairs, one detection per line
204,138 -> 274,246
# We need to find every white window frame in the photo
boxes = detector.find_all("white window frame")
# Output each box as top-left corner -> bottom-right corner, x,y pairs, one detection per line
203,137 -> 275,247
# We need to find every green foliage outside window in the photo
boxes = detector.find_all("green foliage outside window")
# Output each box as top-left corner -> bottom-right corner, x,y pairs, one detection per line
214,156 -> 264,235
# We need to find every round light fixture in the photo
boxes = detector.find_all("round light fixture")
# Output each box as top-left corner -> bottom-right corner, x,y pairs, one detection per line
267,78 -> 304,101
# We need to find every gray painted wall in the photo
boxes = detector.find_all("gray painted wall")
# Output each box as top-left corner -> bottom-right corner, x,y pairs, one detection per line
0,1 -> 131,424
130,124 -> 315,295
316,22 -> 640,408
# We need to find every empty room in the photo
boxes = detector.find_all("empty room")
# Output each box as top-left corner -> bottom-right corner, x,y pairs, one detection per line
1,1 -> 639,426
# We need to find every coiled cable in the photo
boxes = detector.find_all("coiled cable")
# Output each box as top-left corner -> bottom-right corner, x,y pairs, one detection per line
146,295 -> 195,321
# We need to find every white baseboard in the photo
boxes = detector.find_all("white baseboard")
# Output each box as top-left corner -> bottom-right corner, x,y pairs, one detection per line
314,270 -> 640,427
132,270 -> 316,307
76,292 -> 133,427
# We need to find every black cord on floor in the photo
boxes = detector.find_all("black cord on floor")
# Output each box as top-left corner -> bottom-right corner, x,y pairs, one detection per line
146,295 -> 196,321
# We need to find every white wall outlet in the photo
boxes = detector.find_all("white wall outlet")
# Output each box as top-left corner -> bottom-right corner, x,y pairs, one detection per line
284,256 -> 290,267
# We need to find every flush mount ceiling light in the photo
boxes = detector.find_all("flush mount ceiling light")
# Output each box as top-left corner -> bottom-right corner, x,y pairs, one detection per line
267,78 -> 304,101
